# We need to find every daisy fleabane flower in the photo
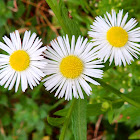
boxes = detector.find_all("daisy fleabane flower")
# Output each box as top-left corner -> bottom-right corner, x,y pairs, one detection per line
43,35 -> 104,100
0,30 -> 47,92
88,9 -> 140,66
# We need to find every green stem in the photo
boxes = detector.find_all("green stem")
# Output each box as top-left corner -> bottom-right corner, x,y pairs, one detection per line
59,98 -> 77,140
95,78 -> 140,108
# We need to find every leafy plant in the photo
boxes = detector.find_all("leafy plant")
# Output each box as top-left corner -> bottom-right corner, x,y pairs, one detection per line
0,0 -> 140,140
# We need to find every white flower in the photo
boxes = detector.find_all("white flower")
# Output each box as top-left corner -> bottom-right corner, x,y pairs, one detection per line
43,35 -> 104,100
88,9 -> 140,66
0,30 -> 47,92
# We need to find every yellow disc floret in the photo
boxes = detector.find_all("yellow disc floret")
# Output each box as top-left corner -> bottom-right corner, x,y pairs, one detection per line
60,55 -> 83,79
9,50 -> 30,71
107,27 -> 128,47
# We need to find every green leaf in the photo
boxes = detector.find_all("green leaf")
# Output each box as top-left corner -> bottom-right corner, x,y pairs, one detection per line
54,108 -> 69,117
46,0 -> 81,39
112,100 -> 124,109
94,78 -> 140,108
1,113 -> 11,126
67,0 -> 81,5
32,132 -> 43,140
45,124 -> 53,135
87,103 -> 104,116
5,136 -> 13,140
59,99 -> 77,140
115,106 -> 140,123
107,105 -> 140,125
107,100 -> 124,124
36,121 -> 45,131
87,99 -> 123,117
0,26 -> 6,39
108,110 -> 115,124
0,17 -> 6,27
47,116 -> 65,126
16,4 -> 25,18
0,94 -> 8,107
72,98 -> 87,140
39,105 -> 48,119
0,0 -> 6,16
124,87 -> 140,104
49,98 -> 65,111
129,129 -> 140,139
59,1 -> 81,38
5,10 -> 12,19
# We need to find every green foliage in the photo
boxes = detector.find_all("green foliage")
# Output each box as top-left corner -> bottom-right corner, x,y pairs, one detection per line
87,103 -> 104,116
54,108 -> 69,117
0,0 -> 13,39
46,0 -> 81,39
47,116 -> 65,126
124,87 -> 140,104
0,0 -> 140,140
0,0 -> 12,27
129,129 -> 140,139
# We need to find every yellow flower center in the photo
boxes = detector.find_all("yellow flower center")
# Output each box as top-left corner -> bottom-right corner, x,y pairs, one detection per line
60,55 -> 83,79
107,27 -> 128,47
9,50 -> 30,71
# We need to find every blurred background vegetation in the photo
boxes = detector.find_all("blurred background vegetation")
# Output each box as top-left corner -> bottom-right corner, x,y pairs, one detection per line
0,0 -> 140,140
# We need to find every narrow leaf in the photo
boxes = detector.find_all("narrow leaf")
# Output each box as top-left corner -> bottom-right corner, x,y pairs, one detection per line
59,99 -> 77,140
87,103 -> 104,116
54,108 -> 69,117
47,116 -> 65,126
46,0 -> 81,39
72,97 -> 87,140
